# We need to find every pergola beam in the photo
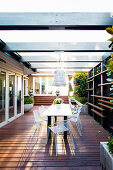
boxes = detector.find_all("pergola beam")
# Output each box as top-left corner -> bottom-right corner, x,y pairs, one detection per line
33,67 -> 93,69
28,60 -> 102,63
0,12 -> 112,30
3,42 -> 111,52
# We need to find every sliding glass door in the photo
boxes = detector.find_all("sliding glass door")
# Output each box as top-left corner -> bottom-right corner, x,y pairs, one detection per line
0,71 -> 6,123
9,74 -> 15,119
17,76 -> 22,114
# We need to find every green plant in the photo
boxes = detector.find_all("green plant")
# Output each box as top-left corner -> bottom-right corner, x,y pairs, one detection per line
73,72 -> 88,97
96,65 -> 101,75
105,54 -> 113,75
90,70 -> 93,77
106,26 -> 113,48
107,134 -> 113,154
72,94 -> 87,104
105,54 -> 113,95
24,98 -> 34,104
53,98 -> 63,104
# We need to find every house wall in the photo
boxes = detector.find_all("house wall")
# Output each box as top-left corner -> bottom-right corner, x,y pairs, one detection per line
0,51 -> 34,127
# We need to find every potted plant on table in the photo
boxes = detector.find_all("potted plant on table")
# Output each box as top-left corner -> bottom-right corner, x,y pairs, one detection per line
53,98 -> 63,109
24,98 -> 34,112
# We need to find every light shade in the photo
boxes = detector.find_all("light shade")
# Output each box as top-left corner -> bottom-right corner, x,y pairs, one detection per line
53,69 -> 67,86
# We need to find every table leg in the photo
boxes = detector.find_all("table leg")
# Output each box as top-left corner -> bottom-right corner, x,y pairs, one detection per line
55,116 -> 57,122
64,116 -> 67,139
47,116 -> 51,139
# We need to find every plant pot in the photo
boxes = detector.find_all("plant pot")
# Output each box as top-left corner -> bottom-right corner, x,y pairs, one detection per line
24,103 -> 34,112
56,104 -> 61,109
100,142 -> 113,170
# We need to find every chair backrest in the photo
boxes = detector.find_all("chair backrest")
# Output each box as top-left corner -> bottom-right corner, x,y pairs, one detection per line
33,110 -> 40,123
39,105 -> 45,114
78,107 -> 82,115
72,107 -> 82,118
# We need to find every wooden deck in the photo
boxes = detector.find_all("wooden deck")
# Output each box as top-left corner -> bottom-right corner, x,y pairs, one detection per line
0,106 -> 109,170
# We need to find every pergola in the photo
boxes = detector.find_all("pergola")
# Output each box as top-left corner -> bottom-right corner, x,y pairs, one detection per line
0,12 -> 112,74
0,12 -> 113,169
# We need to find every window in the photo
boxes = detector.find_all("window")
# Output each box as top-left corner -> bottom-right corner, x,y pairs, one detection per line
48,77 -> 54,94
41,77 -> 46,94
35,77 -> 40,94
33,76 -> 68,95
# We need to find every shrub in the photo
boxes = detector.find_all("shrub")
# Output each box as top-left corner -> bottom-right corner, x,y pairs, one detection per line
73,72 -> 88,97
107,134 -> 113,154
73,94 -> 87,104
24,98 -> 34,104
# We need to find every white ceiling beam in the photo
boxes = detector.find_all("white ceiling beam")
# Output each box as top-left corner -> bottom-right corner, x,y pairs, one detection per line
3,42 -> 111,52
0,12 -> 112,30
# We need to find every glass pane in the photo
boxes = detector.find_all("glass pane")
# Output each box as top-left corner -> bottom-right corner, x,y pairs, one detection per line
0,71 -> 5,123
48,77 -> 54,94
17,76 -> 21,114
53,77 -> 68,96
41,77 -> 46,94
24,79 -> 25,95
35,77 -> 40,94
9,74 -> 15,119
28,77 -> 33,95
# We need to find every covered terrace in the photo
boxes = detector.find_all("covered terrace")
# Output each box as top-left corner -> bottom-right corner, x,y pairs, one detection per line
0,11 -> 113,169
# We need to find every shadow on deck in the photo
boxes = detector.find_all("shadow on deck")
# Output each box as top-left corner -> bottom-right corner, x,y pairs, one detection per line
0,106 -> 109,170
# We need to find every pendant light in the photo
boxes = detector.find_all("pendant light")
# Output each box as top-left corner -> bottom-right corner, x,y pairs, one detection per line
53,53 -> 67,86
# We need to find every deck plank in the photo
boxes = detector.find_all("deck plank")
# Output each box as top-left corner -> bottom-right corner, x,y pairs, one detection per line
0,106 -> 109,169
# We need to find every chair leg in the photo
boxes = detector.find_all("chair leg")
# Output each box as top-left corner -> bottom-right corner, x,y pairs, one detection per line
46,128 -> 50,144
76,121 -> 82,136
78,117 -> 82,130
68,124 -> 75,150
55,134 -> 57,156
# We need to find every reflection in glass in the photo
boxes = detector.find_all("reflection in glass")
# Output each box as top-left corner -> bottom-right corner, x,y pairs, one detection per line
17,76 -> 21,114
35,77 -> 40,94
9,74 -> 15,119
0,71 -> 5,123
48,77 -> 54,94
41,77 -> 46,94
24,79 -> 25,95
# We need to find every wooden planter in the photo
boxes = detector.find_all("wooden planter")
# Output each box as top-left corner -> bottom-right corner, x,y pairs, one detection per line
70,98 -> 88,114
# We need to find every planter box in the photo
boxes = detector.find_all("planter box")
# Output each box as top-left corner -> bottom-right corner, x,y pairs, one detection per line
24,103 -> 34,112
81,105 -> 88,114
100,142 -> 113,170
70,98 -> 88,114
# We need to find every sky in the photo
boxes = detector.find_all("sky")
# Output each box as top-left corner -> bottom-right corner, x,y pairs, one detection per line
0,0 -> 113,12
0,30 -> 111,42
0,0 -> 112,42
0,1 -> 112,44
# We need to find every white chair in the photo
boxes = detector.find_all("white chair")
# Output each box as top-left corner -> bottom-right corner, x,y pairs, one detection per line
68,107 -> 82,136
38,105 -> 47,121
39,105 -> 45,114
33,110 -> 45,124
46,120 -> 75,156
33,109 -> 47,133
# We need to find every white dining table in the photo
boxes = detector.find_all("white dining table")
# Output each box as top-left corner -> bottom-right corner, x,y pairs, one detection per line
41,104 -> 72,139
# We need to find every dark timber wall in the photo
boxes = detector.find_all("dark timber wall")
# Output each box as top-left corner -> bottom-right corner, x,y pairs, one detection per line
88,56 -> 113,133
